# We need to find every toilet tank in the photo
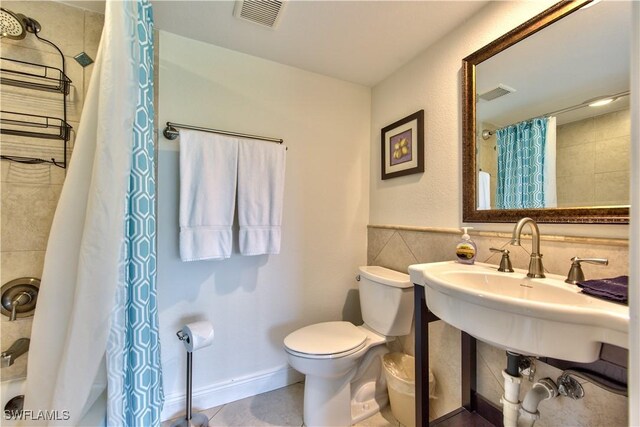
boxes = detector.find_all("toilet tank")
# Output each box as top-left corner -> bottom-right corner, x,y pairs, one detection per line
358,266 -> 414,336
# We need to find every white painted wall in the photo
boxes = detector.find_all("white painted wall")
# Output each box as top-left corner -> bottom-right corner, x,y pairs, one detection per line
157,31 -> 371,419
369,0 -> 629,239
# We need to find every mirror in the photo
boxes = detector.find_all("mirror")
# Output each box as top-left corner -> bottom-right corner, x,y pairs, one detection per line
462,0 -> 630,223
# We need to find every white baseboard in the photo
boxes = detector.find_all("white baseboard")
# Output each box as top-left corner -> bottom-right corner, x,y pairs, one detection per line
161,365 -> 304,421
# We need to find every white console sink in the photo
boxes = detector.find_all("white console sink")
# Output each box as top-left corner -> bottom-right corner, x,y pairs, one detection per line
409,261 -> 629,363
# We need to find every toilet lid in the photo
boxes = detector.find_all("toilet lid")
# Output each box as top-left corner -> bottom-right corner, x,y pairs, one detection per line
284,321 -> 367,356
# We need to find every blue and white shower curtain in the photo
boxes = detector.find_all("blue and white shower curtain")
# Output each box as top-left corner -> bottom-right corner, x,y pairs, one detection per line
496,117 -> 548,209
106,0 -> 163,425
25,1 -> 162,425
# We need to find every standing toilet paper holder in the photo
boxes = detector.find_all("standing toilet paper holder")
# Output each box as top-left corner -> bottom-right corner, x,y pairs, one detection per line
172,329 -> 210,427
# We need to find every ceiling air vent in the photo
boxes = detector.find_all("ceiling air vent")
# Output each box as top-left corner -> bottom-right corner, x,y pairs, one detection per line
233,0 -> 285,29
478,84 -> 516,101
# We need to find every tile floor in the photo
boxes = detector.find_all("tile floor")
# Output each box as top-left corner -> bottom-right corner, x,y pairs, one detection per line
162,382 -> 401,427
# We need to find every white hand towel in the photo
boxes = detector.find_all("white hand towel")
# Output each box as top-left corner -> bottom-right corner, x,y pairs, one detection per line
237,139 -> 286,255
478,170 -> 491,210
179,130 -> 238,261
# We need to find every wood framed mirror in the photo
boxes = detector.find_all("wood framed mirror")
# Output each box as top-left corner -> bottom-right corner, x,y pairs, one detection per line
462,0 -> 630,224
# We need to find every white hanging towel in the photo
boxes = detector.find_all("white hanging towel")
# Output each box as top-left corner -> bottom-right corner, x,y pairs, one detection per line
237,139 -> 286,255
179,130 -> 238,261
478,170 -> 491,210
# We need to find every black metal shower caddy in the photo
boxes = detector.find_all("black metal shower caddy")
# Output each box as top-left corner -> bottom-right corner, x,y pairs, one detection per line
1,20 -> 72,169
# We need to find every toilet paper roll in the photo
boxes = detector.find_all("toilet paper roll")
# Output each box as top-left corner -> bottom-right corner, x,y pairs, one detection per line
180,321 -> 214,352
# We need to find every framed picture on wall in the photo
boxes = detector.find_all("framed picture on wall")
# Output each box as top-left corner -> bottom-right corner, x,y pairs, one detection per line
381,110 -> 424,180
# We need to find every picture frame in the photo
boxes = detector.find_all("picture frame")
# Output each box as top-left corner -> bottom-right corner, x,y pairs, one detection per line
381,110 -> 424,180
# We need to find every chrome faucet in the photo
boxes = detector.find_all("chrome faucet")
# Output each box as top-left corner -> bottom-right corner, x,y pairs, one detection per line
511,217 -> 545,278
489,248 -> 514,272
565,257 -> 609,284
1,338 -> 30,368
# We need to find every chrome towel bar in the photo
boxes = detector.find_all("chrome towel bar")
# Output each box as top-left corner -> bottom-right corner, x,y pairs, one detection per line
163,121 -> 284,144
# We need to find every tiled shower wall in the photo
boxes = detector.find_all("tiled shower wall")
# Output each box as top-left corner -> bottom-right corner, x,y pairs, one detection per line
0,2 -> 104,381
556,108 -> 630,207
369,225 -> 628,426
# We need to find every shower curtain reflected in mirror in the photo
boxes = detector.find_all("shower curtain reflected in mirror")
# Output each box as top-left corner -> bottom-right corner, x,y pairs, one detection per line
24,1 -> 163,425
496,116 -> 557,209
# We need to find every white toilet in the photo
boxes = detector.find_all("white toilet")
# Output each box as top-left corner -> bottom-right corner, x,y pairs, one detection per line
284,266 -> 414,427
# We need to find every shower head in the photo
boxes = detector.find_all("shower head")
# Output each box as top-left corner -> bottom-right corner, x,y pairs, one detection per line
0,8 -> 41,40
0,7 -> 26,40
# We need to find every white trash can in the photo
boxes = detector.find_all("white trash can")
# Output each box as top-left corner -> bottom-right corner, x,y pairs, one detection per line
382,353 -> 435,427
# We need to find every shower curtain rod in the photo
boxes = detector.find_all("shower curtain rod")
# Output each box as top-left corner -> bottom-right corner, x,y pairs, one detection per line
544,90 -> 630,117
163,122 -> 284,144
481,90 -> 630,140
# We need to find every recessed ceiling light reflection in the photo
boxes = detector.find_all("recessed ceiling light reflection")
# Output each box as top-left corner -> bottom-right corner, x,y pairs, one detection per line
588,98 -> 615,107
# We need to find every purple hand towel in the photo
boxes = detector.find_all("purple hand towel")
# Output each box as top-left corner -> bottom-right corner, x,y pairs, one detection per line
577,276 -> 628,303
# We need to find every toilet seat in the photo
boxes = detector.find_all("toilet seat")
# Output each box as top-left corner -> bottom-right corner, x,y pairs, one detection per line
284,321 -> 367,359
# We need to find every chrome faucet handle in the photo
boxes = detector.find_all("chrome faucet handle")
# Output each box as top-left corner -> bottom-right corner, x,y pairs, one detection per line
490,248 -> 514,272
565,257 -> 609,285
9,291 -> 32,321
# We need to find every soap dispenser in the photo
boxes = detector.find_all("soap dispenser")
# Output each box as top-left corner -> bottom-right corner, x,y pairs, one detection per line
456,227 -> 477,264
